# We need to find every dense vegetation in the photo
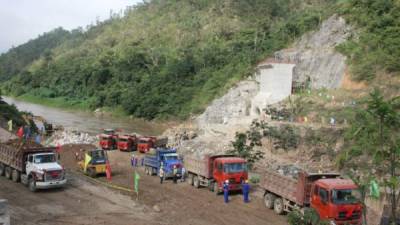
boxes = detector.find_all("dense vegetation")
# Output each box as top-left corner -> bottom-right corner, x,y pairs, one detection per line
0,0 -> 334,119
337,0 -> 400,81
0,90 -> 26,130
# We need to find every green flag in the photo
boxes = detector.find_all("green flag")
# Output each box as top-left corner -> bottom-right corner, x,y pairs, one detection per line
370,180 -> 380,199
7,120 -> 12,131
134,171 -> 140,193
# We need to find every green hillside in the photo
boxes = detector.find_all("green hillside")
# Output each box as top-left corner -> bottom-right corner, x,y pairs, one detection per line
0,0 -> 343,119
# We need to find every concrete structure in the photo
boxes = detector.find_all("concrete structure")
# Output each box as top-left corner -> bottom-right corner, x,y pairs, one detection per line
0,199 -> 10,225
251,63 -> 295,116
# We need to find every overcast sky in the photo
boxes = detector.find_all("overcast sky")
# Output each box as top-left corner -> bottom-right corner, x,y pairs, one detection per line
0,0 -> 142,53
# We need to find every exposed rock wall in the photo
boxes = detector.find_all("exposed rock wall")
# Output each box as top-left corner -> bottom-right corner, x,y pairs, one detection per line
275,14 -> 352,89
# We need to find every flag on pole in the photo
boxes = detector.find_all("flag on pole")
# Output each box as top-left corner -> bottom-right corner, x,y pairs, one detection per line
84,153 -> 92,173
56,143 -> 62,153
370,179 -> 380,199
7,120 -> 12,131
16,127 -> 24,138
106,161 -> 112,181
134,171 -> 140,193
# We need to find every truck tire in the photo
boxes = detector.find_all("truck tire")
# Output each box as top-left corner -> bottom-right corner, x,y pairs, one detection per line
273,197 -> 284,215
187,174 -> 193,186
0,163 -> 5,176
193,176 -> 200,188
4,166 -> 12,180
28,177 -> 37,192
87,167 -> 96,178
11,169 -> 20,182
264,193 -> 276,209
144,167 -> 149,175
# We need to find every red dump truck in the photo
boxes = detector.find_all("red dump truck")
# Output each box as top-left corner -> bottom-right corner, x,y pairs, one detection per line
137,136 -> 168,153
261,167 -> 362,225
117,135 -> 137,151
0,140 -> 67,192
185,155 -> 248,194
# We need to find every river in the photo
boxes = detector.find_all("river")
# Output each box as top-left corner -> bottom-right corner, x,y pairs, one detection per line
2,96 -> 169,135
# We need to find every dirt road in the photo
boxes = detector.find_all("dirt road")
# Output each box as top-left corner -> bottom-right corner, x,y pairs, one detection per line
0,174 -> 158,225
0,145 -> 288,225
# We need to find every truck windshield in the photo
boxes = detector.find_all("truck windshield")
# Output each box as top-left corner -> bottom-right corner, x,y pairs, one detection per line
163,154 -> 178,161
332,189 -> 361,204
224,163 -> 247,173
91,150 -> 106,159
34,154 -> 56,163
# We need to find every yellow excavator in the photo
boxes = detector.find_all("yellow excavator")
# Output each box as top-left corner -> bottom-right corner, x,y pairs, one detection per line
77,149 -> 109,178
22,115 -> 55,136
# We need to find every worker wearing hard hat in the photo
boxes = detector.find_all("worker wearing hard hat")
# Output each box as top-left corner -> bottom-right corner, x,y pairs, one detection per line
242,180 -> 250,203
223,180 -> 229,203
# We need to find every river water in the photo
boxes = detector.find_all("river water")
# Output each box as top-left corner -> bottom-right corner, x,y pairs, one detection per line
2,96 -> 168,135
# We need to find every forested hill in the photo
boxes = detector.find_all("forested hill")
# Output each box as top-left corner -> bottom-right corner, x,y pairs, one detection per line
1,0 -> 399,120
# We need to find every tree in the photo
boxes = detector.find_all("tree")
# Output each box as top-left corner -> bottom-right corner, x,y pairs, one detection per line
340,89 -> 400,224
227,120 -> 265,168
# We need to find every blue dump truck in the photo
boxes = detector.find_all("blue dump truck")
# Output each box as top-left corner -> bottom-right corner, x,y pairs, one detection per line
144,148 -> 183,178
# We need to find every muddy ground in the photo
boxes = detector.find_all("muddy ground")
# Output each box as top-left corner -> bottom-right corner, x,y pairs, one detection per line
97,149 -> 288,225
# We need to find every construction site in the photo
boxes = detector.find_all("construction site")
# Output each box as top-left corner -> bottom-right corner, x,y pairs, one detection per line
0,12 -> 398,225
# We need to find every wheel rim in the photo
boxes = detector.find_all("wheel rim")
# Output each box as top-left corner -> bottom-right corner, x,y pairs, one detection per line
274,199 -> 283,214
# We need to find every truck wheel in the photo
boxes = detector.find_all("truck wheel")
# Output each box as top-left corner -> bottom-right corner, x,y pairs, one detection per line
273,198 -> 284,215
4,166 -> 12,180
144,167 -> 149,175
87,167 -> 96,178
28,177 -> 37,192
193,176 -> 200,188
11,169 -> 20,182
0,163 -> 5,176
264,193 -> 276,209
187,174 -> 193,186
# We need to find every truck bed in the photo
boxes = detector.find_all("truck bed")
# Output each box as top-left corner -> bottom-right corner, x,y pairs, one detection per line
185,156 -> 211,179
261,169 -> 299,204
0,140 -> 56,172
144,155 -> 159,168
261,167 -> 341,207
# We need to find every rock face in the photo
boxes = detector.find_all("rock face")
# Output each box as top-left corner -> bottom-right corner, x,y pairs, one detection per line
275,14 -> 352,89
166,15 -> 353,158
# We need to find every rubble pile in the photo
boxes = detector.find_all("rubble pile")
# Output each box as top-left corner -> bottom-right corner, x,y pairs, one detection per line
46,130 -> 97,146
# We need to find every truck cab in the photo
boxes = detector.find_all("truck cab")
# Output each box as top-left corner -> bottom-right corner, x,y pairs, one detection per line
117,135 -> 136,151
137,137 -> 154,153
144,148 -> 183,177
99,134 -> 116,150
311,179 -> 362,225
24,152 -> 67,192
213,157 -> 248,192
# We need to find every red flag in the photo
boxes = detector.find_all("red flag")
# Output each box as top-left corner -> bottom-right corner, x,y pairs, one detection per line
16,127 -> 24,138
106,161 -> 112,181
56,143 -> 62,153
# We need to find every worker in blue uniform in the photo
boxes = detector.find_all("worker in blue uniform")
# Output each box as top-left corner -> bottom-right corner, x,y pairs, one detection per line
242,180 -> 250,203
223,180 -> 229,203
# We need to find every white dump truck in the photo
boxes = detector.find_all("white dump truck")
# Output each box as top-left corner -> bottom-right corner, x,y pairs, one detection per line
0,140 -> 67,192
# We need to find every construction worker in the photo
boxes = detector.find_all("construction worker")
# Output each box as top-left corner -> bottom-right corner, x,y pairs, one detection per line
159,167 -> 165,184
173,165 -> 178,184
223,180 -> 229,203
181,167 -> 186,182
242,180 -> 250,203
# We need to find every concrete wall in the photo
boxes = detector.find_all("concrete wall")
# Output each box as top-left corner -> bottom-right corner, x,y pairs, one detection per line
0,199 -> 10,225
251,63 -> 295,116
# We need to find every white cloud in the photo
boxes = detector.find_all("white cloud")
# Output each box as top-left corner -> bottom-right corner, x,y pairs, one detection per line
0,0 -> 142,53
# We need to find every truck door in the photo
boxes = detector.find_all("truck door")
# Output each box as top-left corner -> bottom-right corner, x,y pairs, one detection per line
213,161 -> 223,185
311,185 -> 330,220
26,155 -> 34,174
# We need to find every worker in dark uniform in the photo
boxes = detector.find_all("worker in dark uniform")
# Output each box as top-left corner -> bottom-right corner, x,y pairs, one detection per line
223,180 -> 229,203
242,180 -> 250,203
173,165 -> 178,184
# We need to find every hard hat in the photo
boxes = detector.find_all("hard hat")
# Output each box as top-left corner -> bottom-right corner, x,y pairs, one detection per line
245,180 -> 249,183
225,180 -> 229,183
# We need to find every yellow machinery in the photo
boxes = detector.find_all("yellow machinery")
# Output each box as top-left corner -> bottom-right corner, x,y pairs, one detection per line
77,149 -> 108,178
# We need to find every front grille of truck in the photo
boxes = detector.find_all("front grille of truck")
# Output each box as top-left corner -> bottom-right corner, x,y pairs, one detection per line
338,210 -> 361,220
45,170 -> 63,181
